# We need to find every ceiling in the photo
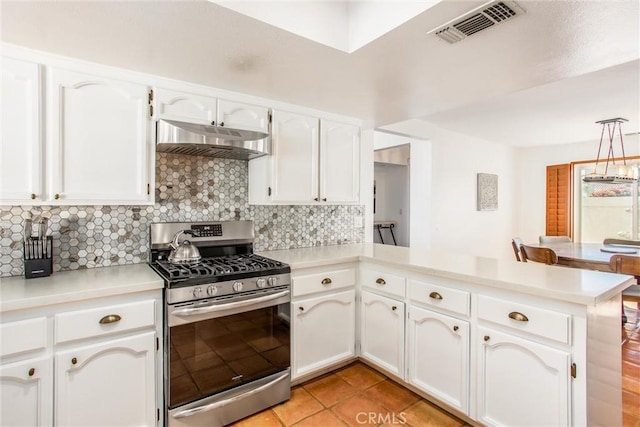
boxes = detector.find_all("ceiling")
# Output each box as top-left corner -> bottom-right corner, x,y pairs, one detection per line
1,0 -> 639,146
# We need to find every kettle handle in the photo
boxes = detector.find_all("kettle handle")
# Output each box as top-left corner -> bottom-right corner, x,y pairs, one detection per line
169,230 -> 196,251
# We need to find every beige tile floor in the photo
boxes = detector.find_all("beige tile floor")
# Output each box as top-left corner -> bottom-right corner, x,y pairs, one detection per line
230,362 -> 466,427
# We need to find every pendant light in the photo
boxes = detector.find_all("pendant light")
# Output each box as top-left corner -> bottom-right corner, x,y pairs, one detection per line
583,118 -> 637,183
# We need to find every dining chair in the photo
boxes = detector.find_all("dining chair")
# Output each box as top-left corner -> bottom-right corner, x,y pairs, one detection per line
538,235 -> 572,243
511,237 -> 524,262
520,245 -> 558,265
608,254 -> 640,327
603,238 -> 640,247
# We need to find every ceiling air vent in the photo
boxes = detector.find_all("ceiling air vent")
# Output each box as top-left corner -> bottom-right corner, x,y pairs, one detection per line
433,1 -> 525,44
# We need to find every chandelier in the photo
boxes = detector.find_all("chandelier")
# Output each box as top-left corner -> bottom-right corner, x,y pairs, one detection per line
583,118 -> 637,183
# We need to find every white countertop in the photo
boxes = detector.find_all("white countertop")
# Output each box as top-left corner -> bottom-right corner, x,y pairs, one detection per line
258,243 -> 636,306
0,264 -> 163,313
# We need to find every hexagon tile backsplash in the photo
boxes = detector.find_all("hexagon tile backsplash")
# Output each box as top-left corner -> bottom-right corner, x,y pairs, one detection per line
0,154 -> 364,277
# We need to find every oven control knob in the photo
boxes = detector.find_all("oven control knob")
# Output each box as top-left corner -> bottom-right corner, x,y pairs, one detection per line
207,285 -> 218,296
267,277 -> 278,287
256,278 -> 267,288
193,287 -> 203,298
233,281 -> 243,292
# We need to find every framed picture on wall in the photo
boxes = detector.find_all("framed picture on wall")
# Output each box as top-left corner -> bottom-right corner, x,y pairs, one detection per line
477,173 -> 498,211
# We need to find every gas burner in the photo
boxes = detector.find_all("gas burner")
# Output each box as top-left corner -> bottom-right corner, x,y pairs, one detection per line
152,254 -> 289,283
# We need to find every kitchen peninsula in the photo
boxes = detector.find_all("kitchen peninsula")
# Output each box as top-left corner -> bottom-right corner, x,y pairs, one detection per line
258,243 -> 632,427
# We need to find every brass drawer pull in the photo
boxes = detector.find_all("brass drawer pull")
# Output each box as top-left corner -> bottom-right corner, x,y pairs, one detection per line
321,278 -> 332,285
453,325 -> 459,332
508,311 -> 529,322
28,368 -> 35,377
429,292 -> 443,300
71,357 -> 78,365
375,278 -> 386,285
99,314 -> 122,324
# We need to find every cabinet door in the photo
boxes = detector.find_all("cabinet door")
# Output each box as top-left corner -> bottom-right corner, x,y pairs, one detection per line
407,306 -> 469,414
48,67 -> 151,204
217,99 -> 269,133
1,57 -> 43,204
0,356 -> 52,427
292,289 -> 355,379
154,87 -> 217,124
477,327 -> 570,426
360,291 -> 404,377
55,332 -> 156,427
271,111 -> 319,203
320,120 -> 359,203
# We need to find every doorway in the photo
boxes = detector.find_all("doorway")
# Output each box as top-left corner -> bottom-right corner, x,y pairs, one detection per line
373,145 -> 410,247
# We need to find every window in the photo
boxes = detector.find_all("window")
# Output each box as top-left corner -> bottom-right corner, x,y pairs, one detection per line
573,161 -> 640,242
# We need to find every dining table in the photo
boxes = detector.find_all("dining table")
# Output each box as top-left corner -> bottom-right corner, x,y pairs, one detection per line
527,241 -> 640,272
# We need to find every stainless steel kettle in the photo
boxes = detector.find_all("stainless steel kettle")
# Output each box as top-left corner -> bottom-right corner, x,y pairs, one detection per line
168,230 -> 202,265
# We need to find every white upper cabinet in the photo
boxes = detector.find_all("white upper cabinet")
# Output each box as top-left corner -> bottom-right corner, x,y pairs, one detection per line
154,87 -> 217,124
249,110 -> 360,205
217,99 -> 269,133
1,57 -> 43,204
270,110 -> 320,203
320,120 -> 359,203
48,67 -> 151,204
154,89 -> 269,134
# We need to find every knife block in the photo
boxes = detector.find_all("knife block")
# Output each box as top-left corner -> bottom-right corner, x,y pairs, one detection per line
23,236 -> 53,279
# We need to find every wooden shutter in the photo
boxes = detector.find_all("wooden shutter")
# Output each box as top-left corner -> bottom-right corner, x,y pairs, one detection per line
546,164 -> 571,236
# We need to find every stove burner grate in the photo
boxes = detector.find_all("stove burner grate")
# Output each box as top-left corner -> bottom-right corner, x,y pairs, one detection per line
153,254 -> 287,281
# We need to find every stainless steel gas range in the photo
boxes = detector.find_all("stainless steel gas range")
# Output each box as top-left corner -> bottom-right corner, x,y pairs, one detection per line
149,221 -> 291,427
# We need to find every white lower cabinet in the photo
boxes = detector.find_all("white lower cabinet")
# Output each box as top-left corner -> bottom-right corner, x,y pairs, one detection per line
477,327 -> 571,427
292,289 -> 355,380
55,331 -> 157,426
0,356 -> 52,426
407,306 -> 469,414
360,291 -> 404,377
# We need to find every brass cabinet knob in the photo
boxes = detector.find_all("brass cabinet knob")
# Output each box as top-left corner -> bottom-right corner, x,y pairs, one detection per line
508,311 -> 529,322
322,198 -> 327,202
453,325 -> 459,332
429,292 -> 443,300
220,122 -> 224,127
28,368 -> 35,377
54,194 -> 60,200
99,314 -> 122,324
71,357 -> 78,365
31,193 -> 36,200
484,336 -> 490,342
298,307 -> 304,312
392,306 -> 397,311
375,278 -> 386,285
314,197 -> 319,201
321,278 -> 332,285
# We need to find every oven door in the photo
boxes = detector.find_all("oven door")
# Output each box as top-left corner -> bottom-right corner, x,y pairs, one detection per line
166,288 -> 290,425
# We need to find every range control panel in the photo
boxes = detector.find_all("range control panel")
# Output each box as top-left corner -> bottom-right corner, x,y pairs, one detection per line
191,224 -> 223,237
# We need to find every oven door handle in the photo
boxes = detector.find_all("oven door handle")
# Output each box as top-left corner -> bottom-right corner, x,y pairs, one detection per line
172,290 -> 290,317
172,371 -> 290,419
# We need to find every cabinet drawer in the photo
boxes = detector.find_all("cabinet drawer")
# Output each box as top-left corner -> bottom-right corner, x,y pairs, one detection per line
361,269 -> 406,298
0,317 -> 47,357
292,267 -> 356,297
409,280 -> 470,317
55,300 -> 156,344
477,295 -> 571,344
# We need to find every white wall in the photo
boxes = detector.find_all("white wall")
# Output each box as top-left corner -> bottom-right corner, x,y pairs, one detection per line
381,120 -> 516,260
515,135 -> 640,245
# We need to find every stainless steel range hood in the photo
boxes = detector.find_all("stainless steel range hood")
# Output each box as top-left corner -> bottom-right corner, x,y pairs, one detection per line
156,119 -> 270,160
